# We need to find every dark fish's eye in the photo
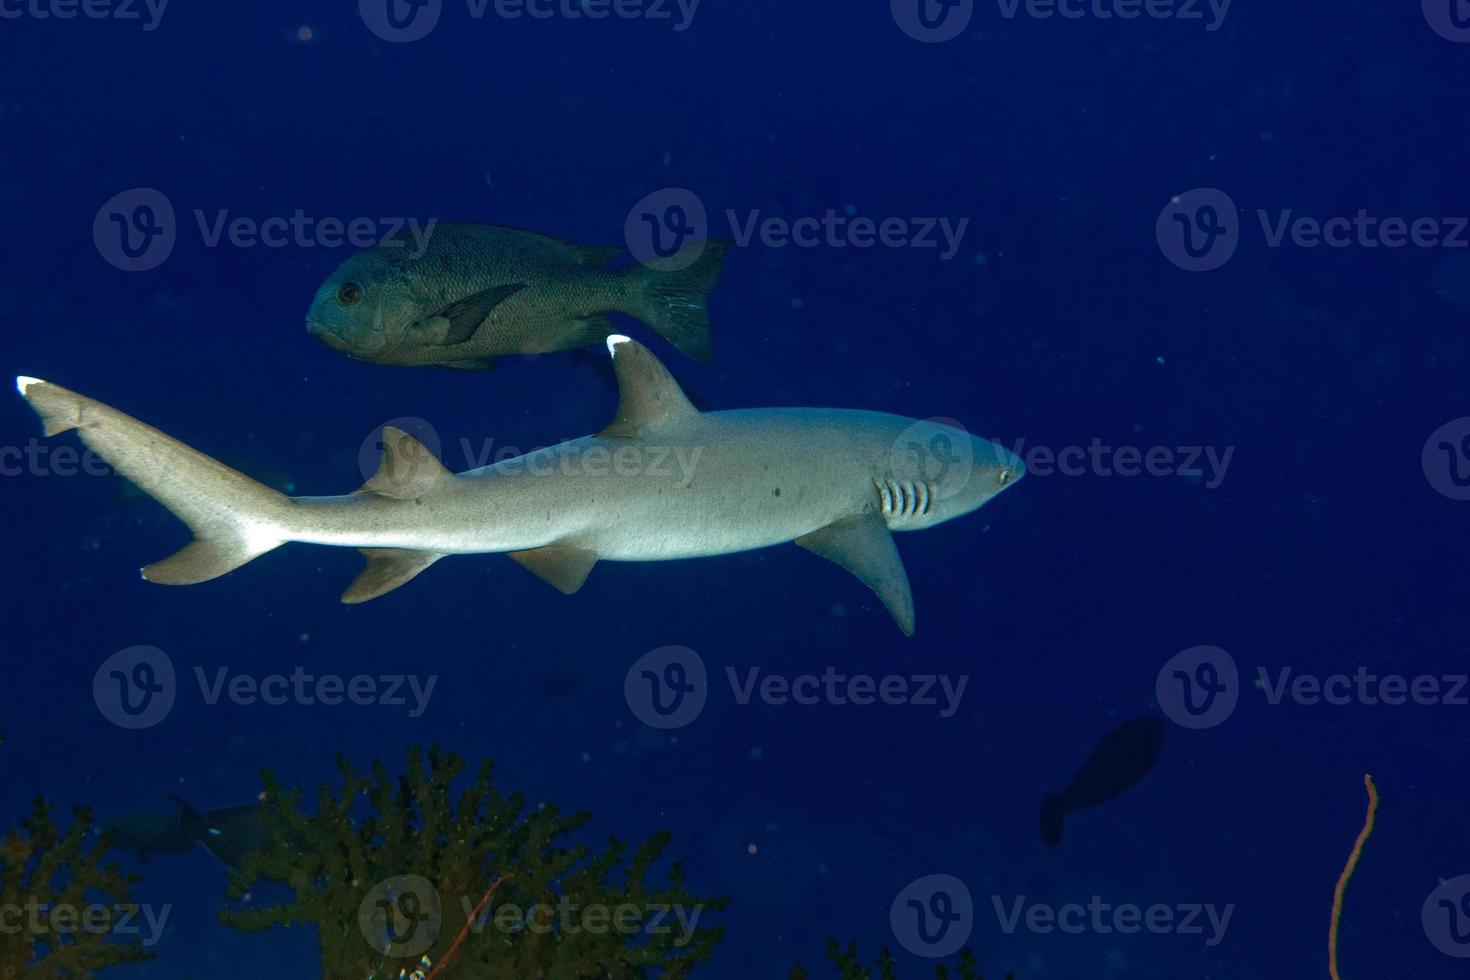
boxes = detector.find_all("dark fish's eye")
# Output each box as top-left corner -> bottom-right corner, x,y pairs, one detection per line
337,282 -> 363,306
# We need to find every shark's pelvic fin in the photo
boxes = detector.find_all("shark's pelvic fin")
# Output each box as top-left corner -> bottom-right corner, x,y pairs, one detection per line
796,513 -> 916,636
357,426 -> 453,499
342,548 -> 443,604
597,335 -> 699,439
507,544 -> 599,594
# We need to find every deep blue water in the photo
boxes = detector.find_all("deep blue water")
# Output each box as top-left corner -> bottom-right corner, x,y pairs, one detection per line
3,2 -> 1470,977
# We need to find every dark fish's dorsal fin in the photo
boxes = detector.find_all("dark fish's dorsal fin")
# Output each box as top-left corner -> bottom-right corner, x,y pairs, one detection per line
342,548 -> 443,603
507,544 -> 598,594
560,241 -> 624,268
357,427 -> 454,500
597,335 -> 699,439
427,282 -> 527,346
796,513 -> 915,636
167,795 -> 207,841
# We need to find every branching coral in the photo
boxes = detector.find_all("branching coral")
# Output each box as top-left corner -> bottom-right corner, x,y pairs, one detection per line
220,745 -> 726,979
789,941 -> 1014,980
0,796 -> 153,979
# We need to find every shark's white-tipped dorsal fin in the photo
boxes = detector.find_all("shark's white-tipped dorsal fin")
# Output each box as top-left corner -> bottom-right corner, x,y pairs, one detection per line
16,376 -> 44,396
598,335 -> 698,439
357,426 -> 453,500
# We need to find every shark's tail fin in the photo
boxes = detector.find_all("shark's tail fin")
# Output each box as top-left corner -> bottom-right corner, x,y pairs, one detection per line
16,376 -> 289,584
627,238 -> 731,363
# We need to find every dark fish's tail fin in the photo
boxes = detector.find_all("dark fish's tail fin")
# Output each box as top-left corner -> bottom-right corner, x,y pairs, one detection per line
16,376 -> 289,584
1040,792 -> 1066,848
628,239 -> 731,363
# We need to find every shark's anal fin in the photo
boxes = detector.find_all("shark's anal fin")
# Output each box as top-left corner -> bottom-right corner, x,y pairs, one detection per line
597,335 -> 699,439
507,544 -> 599,594
796,513 -> 916,636
342,549 -> 443,604
357,426 -> 453,500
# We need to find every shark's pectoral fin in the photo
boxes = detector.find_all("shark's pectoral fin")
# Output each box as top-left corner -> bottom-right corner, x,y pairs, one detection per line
796,513 -> 916,636
597,335 -> 699,438
342,548 -> 444,604
357,426 -> 453,500
507,544 -> 599,594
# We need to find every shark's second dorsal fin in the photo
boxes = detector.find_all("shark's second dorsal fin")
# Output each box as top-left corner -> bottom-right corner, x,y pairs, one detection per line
796,513 -> 916,636
357,427 -> 453,499
597,335 -> 698,439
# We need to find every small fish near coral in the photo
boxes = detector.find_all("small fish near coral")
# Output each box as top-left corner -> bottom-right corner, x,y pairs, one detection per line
305,222 -> 731,368
15,337 -> 1023,634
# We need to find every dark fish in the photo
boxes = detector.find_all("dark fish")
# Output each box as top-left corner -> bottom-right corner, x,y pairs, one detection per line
103,796 -> 267,868
305,223 -> 731,368
1040,715 -> 1166,847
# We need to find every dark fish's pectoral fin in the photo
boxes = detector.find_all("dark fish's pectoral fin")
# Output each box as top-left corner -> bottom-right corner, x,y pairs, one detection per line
357,426 -> 454,500
508,544 -> 598,594
796,513 -> 915,635
560,314 -> 614,350
342,549 -> 443,604
429,282 -> 528,346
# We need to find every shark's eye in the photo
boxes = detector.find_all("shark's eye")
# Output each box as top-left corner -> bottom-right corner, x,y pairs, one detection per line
998,468 -> 1014,486
338,281 -> 364,306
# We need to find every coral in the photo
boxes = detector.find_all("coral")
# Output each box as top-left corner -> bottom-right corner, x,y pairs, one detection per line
0,796 -> 153,979
220,745 -> 726,979
789,941 -> 1014,980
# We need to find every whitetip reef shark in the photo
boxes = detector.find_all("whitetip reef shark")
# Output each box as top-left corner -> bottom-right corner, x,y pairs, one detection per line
15,337 -> 1023,633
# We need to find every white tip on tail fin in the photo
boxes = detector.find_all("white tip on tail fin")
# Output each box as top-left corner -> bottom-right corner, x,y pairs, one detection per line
606,334 -> 632,356
16,376 -> 43,395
